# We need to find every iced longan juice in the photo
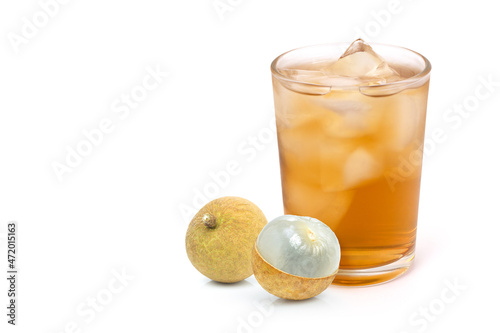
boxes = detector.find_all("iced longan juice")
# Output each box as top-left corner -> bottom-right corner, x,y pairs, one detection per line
271,40 -> 431,286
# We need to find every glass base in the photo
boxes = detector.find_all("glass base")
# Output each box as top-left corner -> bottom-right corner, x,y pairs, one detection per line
332,250 -> 415,286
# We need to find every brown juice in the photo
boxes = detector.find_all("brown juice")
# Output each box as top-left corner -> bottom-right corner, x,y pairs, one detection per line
274,73 -> 429,284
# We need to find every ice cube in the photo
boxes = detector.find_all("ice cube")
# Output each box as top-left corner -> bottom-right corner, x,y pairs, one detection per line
279,69 -> 363,89
323,39 -> 401,85
281,69 -> 330,84
381,94 -> 425,151
341,38 -> 380,57
284,178 -> 354,231
277,69 -> 332,95
315,93 -> 382,138
320,141 -> 354,191
365,62 -> 401,84
343,148 -> 383,188
325,50 -> 382,78
325,100 -> 371,138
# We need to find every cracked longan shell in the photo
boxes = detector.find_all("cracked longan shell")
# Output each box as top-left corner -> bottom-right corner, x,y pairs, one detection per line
252,245 -> 337,300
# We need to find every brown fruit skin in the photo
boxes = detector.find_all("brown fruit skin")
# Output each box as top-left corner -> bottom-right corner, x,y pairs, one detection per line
252,245 -> 337,300
186,197 -> 267,283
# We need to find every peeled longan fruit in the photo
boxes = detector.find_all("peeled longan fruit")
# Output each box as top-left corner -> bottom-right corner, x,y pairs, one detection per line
252,215 -> 341,300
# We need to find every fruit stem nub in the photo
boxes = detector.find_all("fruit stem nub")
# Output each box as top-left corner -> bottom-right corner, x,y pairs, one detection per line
202,213 -> 217,229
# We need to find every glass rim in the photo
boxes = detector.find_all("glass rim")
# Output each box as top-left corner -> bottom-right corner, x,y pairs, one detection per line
270,42 -> 432,91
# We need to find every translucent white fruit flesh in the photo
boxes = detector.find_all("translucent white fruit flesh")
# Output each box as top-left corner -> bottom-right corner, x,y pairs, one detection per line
256,215 -> 341,278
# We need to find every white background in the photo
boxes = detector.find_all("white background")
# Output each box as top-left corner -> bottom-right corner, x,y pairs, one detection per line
1,0 -> 499,332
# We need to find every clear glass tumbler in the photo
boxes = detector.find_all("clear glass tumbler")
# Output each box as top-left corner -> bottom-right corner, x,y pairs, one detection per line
271,42 -> 431,286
